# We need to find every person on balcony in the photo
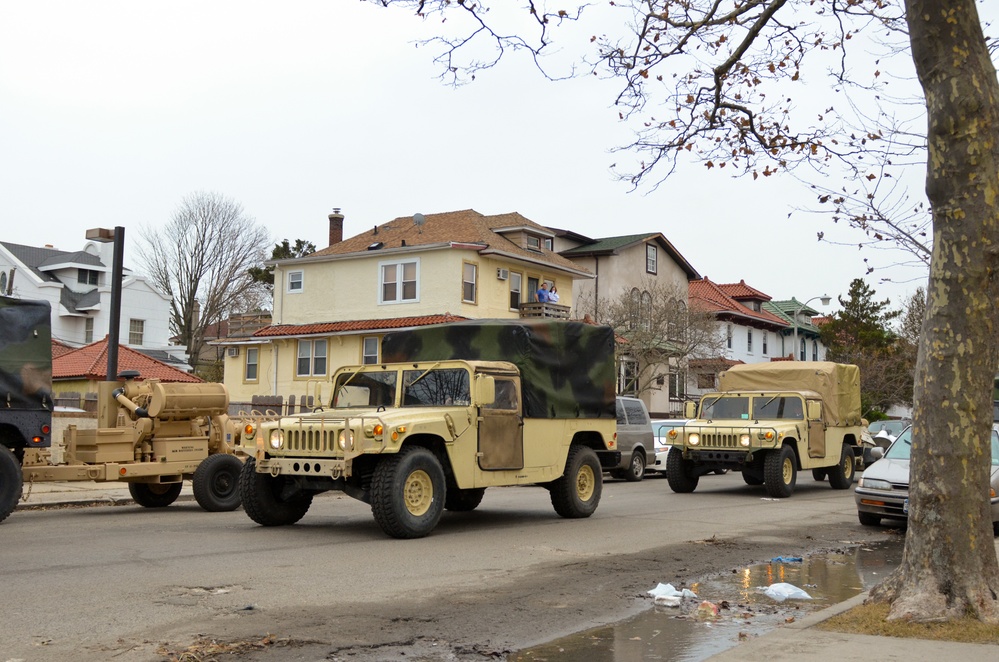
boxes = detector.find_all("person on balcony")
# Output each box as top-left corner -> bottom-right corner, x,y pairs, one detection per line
536,283 -> 550,302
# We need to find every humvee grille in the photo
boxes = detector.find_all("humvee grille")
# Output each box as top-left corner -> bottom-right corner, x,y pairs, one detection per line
702,434 -> 741,448
285,427 -> 338,453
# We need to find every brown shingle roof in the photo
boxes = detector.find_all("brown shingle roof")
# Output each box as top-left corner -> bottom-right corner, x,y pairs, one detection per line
253,314 -> 469,338
53,337 -> 202,382
308,209 -> 590,275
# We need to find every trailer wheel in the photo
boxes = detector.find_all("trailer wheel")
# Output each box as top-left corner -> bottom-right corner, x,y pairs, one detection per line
0,445 -> 23,524
827,445 -> 855,489
128,481 -> 183,508
445,487 -> 486,512
763,445 -> 797,498
550,445 -> 602,518
239,458 -> 313,526
665,448 -> 699,493
193,454 -> 244,512
371,446 -> 446,538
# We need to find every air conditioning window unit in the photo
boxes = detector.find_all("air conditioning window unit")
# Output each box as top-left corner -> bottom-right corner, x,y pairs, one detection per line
227,347 -> 240,358
497,268 -> 509,280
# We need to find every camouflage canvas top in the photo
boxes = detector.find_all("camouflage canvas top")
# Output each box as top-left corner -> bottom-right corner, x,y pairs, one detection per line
0,296 -> 53,411
381,319 -> 616,419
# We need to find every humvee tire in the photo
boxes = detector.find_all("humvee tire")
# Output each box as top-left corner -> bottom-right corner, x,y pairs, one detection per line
128,481 -> 183,508
550,445 -> 602,518
445,487 -> 486,512
371,446 -> 446,538
240,458 -> 313,526
1,445 -> 23,524
742,471 -> 764,486
827,445 -> 855,489
665,448 -> 699,493
193,453 -> 243,512
764,445 -> 797,498
812,468 -> 827,481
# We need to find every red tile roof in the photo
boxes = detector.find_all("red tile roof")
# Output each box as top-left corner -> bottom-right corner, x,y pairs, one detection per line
717,279 -> 772,301
689,278 -> 788,329
53,337 -> 202,382
51,339 -> 75,359
253,314 -> 470,338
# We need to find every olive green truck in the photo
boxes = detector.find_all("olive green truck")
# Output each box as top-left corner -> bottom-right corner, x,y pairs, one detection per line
239,319 -> 621,538
665,361 -> 865,498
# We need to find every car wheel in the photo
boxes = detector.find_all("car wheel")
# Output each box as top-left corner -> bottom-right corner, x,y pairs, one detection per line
239,458 -> 313,526
193,453 -> 243,512
859,511 -> 881,527
827,445 -> 855,489
665,448 -> 699,493
128,482 -> 183,508
371,446 -> 446,538
624,451 -> 646,482
763,445 -> 797,498
550,446 -> 602,518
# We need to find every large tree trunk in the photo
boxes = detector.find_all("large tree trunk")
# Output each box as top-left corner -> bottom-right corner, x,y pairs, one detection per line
869,0 -> 999,622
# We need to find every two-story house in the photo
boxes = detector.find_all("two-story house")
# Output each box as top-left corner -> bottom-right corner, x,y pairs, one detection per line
551,230 -> 701,416
763,298 -> 829,362
222,209 -> 593,407
0,235 -> 188,367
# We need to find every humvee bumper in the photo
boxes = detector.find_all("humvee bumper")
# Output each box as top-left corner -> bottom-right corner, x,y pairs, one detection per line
257,456 -> 350,480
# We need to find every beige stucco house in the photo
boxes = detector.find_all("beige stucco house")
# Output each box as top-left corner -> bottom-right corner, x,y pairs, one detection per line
222,209 -> 593,408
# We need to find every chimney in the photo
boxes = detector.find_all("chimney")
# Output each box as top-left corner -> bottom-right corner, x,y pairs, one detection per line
328,208 -> 344,246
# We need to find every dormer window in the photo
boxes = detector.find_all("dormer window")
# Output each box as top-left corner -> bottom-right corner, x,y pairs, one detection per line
527,236 -> 541,251
544,238 -> 553,251
77,269 -> 99,286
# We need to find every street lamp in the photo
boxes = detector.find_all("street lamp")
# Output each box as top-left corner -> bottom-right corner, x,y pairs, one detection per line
85,226 -> 125,380
792,294 -> 831,361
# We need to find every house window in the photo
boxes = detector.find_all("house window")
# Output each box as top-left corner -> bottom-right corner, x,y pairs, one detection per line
245,347 -> 259,381
287,270 -> 304,293
697,373 -> 715,389
812,340 -> 819,361
669,371 -> 686,399
462,262 -> 477,303
640,291 -> 652,331
726,325 -> 733,350
618,357 -> 638,395
629,288 -> 641,329
646,244 -> 657,274
747,329 -> 753,353
297,339 -> 327,377
380,259 -> 419,303
77,269 -> 99,286
527,235 -> 541,250
84,317 -> 94,344
509,272 -> 522,310
128,319 -> 144,345
799,337 -> 807,361
544,238 -> 553,251
362,336 -> 379,365
762,332 -> 769,355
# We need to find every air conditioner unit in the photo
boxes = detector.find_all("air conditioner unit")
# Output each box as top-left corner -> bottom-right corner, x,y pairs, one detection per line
497,268 -> 509,280
227,347 -> 240,358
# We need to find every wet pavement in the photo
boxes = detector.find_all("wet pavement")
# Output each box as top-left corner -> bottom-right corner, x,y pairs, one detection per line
511,537 -> 905,662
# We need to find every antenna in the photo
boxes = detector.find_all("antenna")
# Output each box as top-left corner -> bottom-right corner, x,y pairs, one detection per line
413,213 -> 425,233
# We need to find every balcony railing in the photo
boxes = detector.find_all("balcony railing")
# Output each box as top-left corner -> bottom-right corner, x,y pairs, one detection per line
519,302 -> 571,319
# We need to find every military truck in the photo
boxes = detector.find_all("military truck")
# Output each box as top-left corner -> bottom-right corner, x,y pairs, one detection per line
0,296 -> 54,523
239,319 -> 620,538
0,295 -> 247,522
665,361 -> 865,498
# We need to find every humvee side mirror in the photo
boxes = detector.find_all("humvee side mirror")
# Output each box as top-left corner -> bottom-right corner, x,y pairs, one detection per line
684,401 -> 697,419
806,401 -> 822,420
474,374 -> 496,406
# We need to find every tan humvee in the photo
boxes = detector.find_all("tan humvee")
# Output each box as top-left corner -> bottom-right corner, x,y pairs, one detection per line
665,362 -> 865,498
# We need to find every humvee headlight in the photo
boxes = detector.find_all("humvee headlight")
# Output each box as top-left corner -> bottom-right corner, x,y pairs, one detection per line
339,430 -> 354,450
688,433 -> 700,446
740,434 -> 751,447
269,429 -> 283,449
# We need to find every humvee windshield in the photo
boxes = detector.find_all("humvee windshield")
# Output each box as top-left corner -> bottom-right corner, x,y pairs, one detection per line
701,396 -> 749,419
752,396 -> 804,420
332,371 -> 398,408
403,368 -> 470,406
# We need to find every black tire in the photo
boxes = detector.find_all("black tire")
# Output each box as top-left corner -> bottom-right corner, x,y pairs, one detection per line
714,468 -> 729,475
240,457 -> 313,526
827,445 -> 855,489
128,482 -> 183,508
445,487 -> 486,512
624,451 -> 646,482
763,445 -> 797,498
993,521 -> 999,537
371,446 -> 446,538
193,453 -> 244,512
812,468 -> 827,481
550,445 -> 603,518
0,445 -> 23,524
742,472 -> 764,486
665,447 -> 699,493
858,511 -> 881,527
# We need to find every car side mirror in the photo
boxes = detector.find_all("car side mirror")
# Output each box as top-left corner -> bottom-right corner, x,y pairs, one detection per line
870,447 -> 885,461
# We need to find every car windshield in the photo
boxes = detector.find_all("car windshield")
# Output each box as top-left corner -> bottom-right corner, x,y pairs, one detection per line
701,396 -> 749,420
752,396 -> 803,420
885,426 -> 999,464
332,371 -> 398,408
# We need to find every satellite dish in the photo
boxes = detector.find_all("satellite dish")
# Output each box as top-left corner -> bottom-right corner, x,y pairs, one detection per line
413,213 -> 425,226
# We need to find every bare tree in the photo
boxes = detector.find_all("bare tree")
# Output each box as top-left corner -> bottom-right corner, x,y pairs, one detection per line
375,0 -> 999,624
137,191 -> 270,376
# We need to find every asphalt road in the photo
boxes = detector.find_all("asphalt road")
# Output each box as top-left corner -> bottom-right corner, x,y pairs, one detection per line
0,472 -> 893,661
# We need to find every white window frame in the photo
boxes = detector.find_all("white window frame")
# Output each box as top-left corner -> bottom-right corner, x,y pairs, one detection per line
646,244 -> 657,274
509,272 -> 522,311
245,347 -> 259,382
128,319 -> 144,346
527,235 -> 541,250
379,258 -> 420,304
762,332 -> 769,356
462,261 -> 477,304
297,339 -> 328,377
287,270 -> 304,294
84,317 -> 94,344
362,336 -> 379,365
747,329 -> 753,353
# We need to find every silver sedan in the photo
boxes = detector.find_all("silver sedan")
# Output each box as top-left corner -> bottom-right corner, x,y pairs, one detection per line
855,425 -> 999,535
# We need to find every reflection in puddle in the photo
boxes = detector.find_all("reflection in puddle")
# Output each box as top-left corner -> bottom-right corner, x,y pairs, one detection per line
511,539 -> 902,662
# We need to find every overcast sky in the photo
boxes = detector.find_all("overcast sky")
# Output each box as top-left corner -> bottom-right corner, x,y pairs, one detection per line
4,1 -> 992,315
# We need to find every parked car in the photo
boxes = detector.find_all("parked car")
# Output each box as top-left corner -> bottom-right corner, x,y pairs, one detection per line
855,425 -> 999,535
867,419 -> 908,446
609,397 -> 655,481
649,419 -> 687,475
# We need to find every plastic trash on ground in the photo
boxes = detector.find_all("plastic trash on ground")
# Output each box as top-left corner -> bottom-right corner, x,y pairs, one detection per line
759,582 -> 812,602
770,556 -> 803,563
648,582 -> 698,607
697,600 -> 720,620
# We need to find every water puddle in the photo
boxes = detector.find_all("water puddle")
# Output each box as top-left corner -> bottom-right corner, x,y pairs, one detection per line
511,538 -> 903,662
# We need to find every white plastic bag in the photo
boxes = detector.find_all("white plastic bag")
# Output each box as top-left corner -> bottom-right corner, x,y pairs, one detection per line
760,582 -> 812,602
648,582 -> 698,607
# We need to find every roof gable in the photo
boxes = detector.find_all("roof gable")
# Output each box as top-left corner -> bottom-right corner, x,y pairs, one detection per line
689,278 -> 788,329
560,232 -> 700,281
53,337 -> 202,382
